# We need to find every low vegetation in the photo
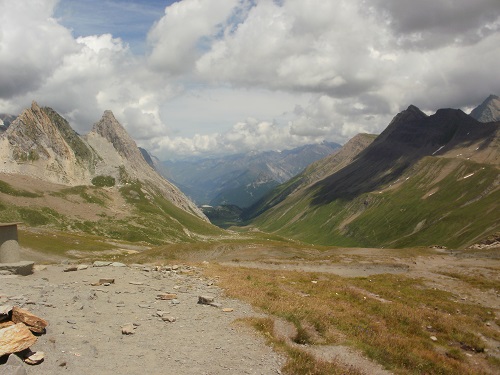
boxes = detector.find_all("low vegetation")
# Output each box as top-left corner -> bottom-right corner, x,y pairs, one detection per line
51,185 -> 109,206
0,180 -> 41,198
204,263 -> 500,375
252,157 -> 500,249
91,175 -> 116,187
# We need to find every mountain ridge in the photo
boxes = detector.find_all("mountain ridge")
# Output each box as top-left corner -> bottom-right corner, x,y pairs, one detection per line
470,94 -> 500,123
248,97 -> 500,248
0,101 -> 208,223
162,141 -> 341,207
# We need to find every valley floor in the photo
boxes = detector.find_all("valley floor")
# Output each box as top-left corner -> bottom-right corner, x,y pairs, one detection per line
2,243 -> 499,374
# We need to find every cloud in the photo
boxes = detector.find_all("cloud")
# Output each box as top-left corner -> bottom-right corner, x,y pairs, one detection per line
149,116 -> 333,157
147,0 -> 238,74
196,0 -> 387,97
365,0 -> 500,49
0,0 -> 77,99
0,0 -> 499,160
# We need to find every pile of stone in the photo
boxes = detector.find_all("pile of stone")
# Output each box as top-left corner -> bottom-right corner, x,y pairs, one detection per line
0,305 -> 47,366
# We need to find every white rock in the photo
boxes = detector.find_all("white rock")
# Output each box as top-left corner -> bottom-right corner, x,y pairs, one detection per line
24,351 -> 45,365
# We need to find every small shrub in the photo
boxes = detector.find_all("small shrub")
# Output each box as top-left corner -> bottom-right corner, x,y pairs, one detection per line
91,175 -> 115,187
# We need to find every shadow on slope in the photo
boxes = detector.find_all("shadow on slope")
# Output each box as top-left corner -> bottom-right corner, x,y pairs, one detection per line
310,107 -> 498,206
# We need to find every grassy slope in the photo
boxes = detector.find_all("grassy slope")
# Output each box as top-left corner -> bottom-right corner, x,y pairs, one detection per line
243,134 -> 377,222
0,177 -> 223,246
253,156 -> 500,248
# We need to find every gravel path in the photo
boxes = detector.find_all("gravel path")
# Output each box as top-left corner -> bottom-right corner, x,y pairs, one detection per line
0,264 -> 284,375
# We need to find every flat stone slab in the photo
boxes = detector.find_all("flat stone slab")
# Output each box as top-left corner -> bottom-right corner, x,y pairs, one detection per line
0,261 -> 35,276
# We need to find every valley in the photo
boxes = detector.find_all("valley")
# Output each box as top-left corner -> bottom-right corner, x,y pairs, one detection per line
1,96 -> 499,374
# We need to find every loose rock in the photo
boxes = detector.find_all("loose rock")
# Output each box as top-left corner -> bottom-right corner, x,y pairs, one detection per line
0,323 -> 37,356
157,293 -> 177,300
161,316 -> 176,323
121,323 -> 135,335
11,306 -> 48,333
198,295 -> 215,305
93,261 -> 112,267
24,350 -> 45,365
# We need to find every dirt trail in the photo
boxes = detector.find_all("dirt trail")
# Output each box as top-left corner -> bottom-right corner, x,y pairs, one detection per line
0,264 -> 283,375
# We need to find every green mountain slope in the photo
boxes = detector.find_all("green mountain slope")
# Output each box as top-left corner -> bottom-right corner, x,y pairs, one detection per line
243,133 -> 377,221
0,103 -> 222,244
249,104 -> 500,249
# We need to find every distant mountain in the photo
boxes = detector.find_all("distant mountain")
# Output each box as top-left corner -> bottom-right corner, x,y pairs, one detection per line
248,98 -> 500,249
0,102 -> 220,244
139,147 -> 156,169
243,133 -> 376,221
161,142 -> 340,208
470,94 -> 500,123
0,113 -> 16,133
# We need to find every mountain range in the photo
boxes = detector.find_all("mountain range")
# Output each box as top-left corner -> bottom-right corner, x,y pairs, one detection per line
160,142 -> 340,208
244,95 -> 500,249
0,102 -> 221,244
0,95 -> 498,249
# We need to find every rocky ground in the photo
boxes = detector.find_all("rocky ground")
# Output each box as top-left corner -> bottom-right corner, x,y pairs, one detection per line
1,245 -> 499,374
0,262 -> 284,375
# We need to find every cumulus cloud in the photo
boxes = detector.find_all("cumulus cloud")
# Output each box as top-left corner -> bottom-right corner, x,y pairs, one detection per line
148,116 -> 332,157
147,0 -> 238,74
365,0 -> 500,49
0,0 -> 77,98
0,0 -> 499,160
196,0 -> 386,97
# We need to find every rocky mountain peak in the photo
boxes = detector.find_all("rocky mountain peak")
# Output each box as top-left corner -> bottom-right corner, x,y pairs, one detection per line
90,110 -> 142,162
470,94 -> 500,123
386,104 -> 427,129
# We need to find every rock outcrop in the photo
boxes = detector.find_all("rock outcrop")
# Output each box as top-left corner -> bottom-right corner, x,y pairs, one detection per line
0,102 -> 98,185
470,94 -> 500,123
0,102 -> 207,221
86,110 -> 206,219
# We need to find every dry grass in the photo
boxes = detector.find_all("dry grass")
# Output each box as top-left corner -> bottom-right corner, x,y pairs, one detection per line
437,270 -> 500,292
244,317 -> 363,375
204,264 -> 500,375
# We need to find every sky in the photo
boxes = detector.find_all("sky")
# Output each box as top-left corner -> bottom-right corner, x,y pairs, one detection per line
0,0 -> 499,159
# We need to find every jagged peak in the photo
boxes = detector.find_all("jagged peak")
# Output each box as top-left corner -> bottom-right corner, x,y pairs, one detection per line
470,94 -> 500,123
92,110 -> 128,137
31,100 -> 40,111
90,110 -> 141,161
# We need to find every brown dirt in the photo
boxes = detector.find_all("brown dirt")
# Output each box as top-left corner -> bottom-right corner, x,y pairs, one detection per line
2,229 -> 499,374
0,172 -> 130,222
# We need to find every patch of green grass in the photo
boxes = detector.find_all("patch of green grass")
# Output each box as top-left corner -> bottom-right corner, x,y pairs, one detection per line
0,180 -> 41,198
51,185 -> 108,206
438,271 -> 500,292
246,317 -> 361,375
119,180 -> 223,241
91,175 -> 116,187
253,157 -> 500,249
19,229 -> 119,256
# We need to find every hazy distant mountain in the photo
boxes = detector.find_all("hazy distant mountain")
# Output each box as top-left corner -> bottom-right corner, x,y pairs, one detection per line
161,142 -> 340,208
243,133 -> 376,221
470,94 -> 500,123
0,113 -> 16,133
0,102 -> 220,244
248,97 -> 500,249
